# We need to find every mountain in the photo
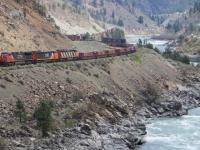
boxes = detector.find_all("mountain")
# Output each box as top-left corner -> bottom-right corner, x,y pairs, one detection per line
132,0 -> 197,15
40,0 -> 199,35
0,0 -> 72,51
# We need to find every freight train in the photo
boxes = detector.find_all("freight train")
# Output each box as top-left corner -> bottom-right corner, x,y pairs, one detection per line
0,45 -> 136,66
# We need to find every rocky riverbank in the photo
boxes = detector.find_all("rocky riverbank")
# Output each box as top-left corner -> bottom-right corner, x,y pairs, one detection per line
4,79 -> 199,150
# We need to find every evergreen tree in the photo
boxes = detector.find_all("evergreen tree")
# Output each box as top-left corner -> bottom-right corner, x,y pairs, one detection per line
137,39 -> 143,47
15,99 -> 26,123
117,19 -> 124,27
112,10 -> 115,18
138,16 -> 144,24
34,100 -> 53,137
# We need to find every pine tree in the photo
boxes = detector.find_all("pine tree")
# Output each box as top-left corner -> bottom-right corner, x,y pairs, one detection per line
15,99 -> 26,123
34,100 -> 53,137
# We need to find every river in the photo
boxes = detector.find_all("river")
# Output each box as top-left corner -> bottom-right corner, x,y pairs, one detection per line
138,107 -> 200,150
126,35 -> 170,52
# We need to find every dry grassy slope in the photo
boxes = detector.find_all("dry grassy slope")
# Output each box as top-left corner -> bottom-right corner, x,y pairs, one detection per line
177,35 -> 200,54
0,0 -> 72,52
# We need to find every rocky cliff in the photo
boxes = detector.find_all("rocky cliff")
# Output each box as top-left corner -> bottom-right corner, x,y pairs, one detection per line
0,0 -> 72,51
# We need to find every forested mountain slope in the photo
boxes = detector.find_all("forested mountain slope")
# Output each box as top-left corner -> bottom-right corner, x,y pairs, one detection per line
132,0 -> 197,14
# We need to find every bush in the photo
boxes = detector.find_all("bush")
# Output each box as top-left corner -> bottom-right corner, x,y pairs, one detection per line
34,100 -> 53,137
66,77 -> 72,84
153,47 -> 160,54
145,43 -> 154,49
0,138 -> 7,150
163,50 -> 190,64
72,91 -> 84,102
141,82 -> 160,105
93,73 -> 99,78
138,16 -> 144,24
82,32 -> 91,40
137,39 -> 143,47
15,99 -> 26,123
33,1 -> 47,17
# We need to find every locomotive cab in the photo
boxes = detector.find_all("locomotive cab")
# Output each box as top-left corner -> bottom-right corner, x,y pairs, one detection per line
0,52 -> 14,65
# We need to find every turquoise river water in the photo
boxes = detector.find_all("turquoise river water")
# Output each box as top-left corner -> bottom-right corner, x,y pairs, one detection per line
138,107 -> 200,150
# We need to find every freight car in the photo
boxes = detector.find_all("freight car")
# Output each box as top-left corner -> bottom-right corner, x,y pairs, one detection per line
0,45 -> 136,66
66,35 -> 81,41
102,37 -> 127,47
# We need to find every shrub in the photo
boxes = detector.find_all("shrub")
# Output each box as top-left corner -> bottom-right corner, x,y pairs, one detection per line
82,32 -> 91,40
129,54 -> 142,64
72,91 -> 84,102
163,50 -> 190,64
0,138 -> 7,150
138,16 -> 144,24
66,77 -> 72,84
153,47 -> 160,54
141,82 -> 160,105
137,39 -> 143,47
33,1 -> 47,17
64,119 -> 78,128
145,43 -> 154,49
93,73 -> 99,78
15,99 -> 26,123
34,100 -> 53,137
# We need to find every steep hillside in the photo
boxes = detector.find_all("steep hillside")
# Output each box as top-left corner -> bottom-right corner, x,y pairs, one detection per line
132,0 -> 197,15
0,0 -> 72,51
41,0 -> 104,34
41,0 -> 162,34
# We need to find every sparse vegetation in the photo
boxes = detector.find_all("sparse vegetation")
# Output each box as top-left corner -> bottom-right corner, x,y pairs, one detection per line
33,1 -> 47,17
138,16 -> 144,24
72,91 -> 84,102
137,39 -> 154,50
163,50 -> 190,64
82,32 -> 91,40
129,54 -> 142,64
66,77 -> 72,84
93,73 -> 99,78
140,82 -> 160,105
64,119 -> 78,128
0,138 -> 7,150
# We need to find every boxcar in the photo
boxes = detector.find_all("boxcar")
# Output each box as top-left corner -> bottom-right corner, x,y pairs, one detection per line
79,51 -> 95,60
59,50 -> 79,60
66,35 -> 81,41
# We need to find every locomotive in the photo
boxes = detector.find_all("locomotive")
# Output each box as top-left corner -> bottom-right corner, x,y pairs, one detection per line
0,45 -> 136,66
